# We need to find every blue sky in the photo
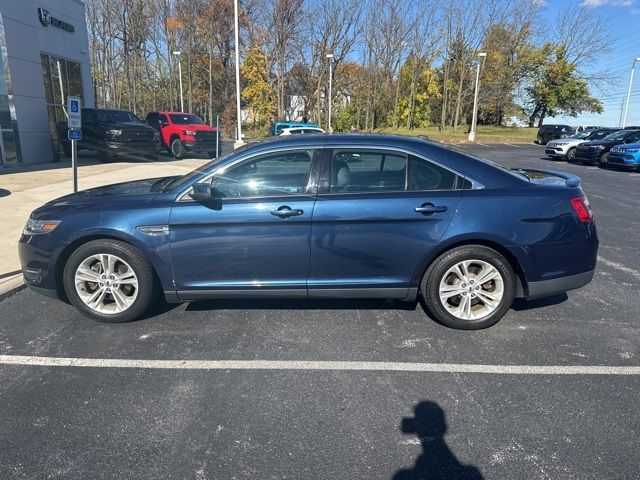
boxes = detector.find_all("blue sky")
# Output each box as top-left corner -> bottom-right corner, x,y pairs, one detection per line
544,0 -> 640,126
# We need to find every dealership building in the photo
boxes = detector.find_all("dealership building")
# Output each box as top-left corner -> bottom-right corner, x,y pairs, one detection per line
0,0 -> 93,167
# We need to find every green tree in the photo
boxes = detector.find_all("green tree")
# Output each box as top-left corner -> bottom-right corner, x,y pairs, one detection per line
525,45 -> 603,127
241,44 -> 276,127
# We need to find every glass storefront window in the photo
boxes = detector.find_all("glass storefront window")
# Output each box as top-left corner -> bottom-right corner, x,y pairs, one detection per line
41,53 -> 83,155
0,12 -> 20,166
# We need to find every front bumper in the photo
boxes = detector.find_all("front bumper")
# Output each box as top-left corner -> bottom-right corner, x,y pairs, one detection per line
527,270 -> 594,300
574,148 -> 603,164
545,145 -> 570,157
18,235 -> 62,299
608,153 -> 640,170
105,140 -> 162,155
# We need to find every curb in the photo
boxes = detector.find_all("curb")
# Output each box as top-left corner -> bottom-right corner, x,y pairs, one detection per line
0,275 -> 25,302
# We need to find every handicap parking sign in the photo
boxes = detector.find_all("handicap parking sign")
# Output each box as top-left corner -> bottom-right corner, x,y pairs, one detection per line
67,96 -> 81,129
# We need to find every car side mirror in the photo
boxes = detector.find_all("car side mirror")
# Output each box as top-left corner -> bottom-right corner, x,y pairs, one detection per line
158,119 -> 168,127
189,183 -> 223,210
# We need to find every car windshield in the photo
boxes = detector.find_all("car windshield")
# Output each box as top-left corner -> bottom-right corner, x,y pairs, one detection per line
169,114 -> 205,125
603,131 -> 629,141
96,110 -> 142,123
570,132 -> 591,139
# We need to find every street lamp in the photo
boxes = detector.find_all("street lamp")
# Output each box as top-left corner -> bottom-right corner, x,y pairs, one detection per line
233,0 -> 244,148
622,57 -> 640,128
326,53 -> 334,132
468,52 -> 487,142
173,51 -> 184,113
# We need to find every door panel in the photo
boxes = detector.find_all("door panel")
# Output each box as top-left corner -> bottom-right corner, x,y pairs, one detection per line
169,148 -> 319,294
169,197 -> 315,292
308,149 -> 461,293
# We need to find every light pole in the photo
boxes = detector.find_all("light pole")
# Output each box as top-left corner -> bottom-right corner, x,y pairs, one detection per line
173,51 -> 184,113
622,57 -> 640,128
233,0 -> 244,148
326,53 -> 334,132
468,52 -> 486,142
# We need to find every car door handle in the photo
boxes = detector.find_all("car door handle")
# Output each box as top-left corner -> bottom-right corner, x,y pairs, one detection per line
414,203 -> 448,214
271,206 -> 304,218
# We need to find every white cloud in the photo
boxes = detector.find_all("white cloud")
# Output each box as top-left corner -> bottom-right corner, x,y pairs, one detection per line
581,0 -> 634,7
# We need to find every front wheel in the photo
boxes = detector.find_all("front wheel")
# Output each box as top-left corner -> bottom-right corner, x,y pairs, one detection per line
170,138 -> 186,159
598,152 -> 610,167
63,239 -> 157,323
421,246 -> 516,330
566,147 -> 576,162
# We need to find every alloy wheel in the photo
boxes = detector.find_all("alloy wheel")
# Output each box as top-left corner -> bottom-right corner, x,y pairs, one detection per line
74,253 -> 139,314
438,259 -> 504,321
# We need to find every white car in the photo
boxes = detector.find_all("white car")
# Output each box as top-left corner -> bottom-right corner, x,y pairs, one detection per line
279,127 -> 325,136
545,128 -> 618,161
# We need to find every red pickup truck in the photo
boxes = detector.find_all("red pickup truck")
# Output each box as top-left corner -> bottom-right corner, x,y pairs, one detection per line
146,111 -> 221,159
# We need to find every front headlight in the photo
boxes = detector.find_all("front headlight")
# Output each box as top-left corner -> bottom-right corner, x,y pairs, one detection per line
107,129 -> 123,136
183,130 -> 197,136
591,144 -> 605,149
23,219 -> 61,235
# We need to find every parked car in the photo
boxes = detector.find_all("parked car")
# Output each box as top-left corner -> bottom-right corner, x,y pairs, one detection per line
269,121 -> 320,136
535,124 -> 575,145
607,143 -> 640,171
19,134 -> 598,330
58,108 -> 161,162
573,129 -> 640,166
279,127 -> 325,135
146,112 -> 221,159
545,128 -> 619,161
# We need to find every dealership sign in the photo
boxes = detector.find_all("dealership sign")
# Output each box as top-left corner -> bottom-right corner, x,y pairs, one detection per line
38,8 -> 75,33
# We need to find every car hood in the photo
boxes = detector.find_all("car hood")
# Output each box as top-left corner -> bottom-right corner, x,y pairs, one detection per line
177,124 -> 217,132
548,138 -> 585,147
103,121 -> 156,132
578,140 -> 617,147
612,142 -> 640,150
32,177 -> 177,216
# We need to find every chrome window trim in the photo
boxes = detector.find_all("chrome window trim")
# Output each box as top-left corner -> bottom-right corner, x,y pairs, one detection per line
176,143 -> 484,202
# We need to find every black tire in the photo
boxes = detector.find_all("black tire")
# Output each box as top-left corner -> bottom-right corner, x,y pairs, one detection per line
420,245 -> 516,330
98,149 -> 116,163
63,239 -> 157,323
170,137 -> 186,159
598,152 -> 610,167
566,147 -> 576,162
208,151 -> 217,159
62,142 -> 72,158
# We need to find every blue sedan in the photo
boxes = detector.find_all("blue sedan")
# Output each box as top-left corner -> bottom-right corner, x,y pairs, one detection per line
19,135 -> 598,329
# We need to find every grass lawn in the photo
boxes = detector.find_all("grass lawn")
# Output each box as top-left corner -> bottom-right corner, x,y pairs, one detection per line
374,125 -> 537,144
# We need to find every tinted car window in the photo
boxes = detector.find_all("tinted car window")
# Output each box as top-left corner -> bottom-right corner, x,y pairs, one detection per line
95,110 -> 141,123
330,150 -> 406,193
408,155 -> 458,191
211,150 -> 313,198
588,130 -> 616,141
169,114 -> 204,125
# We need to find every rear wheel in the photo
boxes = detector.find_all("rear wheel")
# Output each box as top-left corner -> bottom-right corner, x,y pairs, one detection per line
208,151 -> 217,159
63,240 -> 156,323
421,245 -> 516,330
170,137 -> 186,159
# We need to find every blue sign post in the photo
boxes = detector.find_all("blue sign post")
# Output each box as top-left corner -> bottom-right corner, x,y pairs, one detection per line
67,96 -> 82,192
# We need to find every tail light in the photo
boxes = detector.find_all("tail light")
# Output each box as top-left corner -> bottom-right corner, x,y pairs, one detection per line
571,196 -> 593,222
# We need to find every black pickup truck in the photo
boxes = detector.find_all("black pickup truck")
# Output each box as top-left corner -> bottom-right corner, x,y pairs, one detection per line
58,108 -> 162,162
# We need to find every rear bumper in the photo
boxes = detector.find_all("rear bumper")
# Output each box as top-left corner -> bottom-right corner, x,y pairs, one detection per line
526,270 -> 594,300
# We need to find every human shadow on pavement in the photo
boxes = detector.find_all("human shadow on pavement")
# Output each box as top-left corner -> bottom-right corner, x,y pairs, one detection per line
0,188 -> 10,197
393,401 -> 483,480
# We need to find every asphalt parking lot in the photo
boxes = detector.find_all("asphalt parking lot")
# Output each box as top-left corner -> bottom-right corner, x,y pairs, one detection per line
1,143 -> 639,479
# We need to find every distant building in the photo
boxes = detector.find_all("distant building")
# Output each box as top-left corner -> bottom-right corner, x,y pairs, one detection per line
0,0 -> 94,167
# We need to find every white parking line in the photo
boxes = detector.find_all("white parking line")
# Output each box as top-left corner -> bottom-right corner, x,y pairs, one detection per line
598,256 -> 640,281
1,355 -> 639,375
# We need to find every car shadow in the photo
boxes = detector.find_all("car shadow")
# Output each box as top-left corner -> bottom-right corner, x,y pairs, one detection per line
512,292 -> 568,311
185,297 -> 418,312
0,188 -> 10,197
393,401 -> 483,480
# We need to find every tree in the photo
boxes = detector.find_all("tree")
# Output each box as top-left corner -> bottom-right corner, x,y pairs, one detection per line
525,45 -> 603,127
241,45 -> 276,126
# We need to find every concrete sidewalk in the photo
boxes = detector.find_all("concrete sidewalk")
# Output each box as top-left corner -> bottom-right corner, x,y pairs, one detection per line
0,152 -> 209,297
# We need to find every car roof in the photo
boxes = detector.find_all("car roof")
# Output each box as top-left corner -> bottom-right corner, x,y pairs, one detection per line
223,134 -> 526,189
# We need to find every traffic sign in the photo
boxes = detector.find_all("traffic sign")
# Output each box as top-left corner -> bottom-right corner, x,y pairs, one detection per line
68,129 -> 82,141
68,96 -> 82,129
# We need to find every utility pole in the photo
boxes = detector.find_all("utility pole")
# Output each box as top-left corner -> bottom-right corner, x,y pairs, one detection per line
468,52 -> 486,142
326,53 -> 334,132
234,0 -> 244,148
622,57 -> 640,128
173,51 -> 184,113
